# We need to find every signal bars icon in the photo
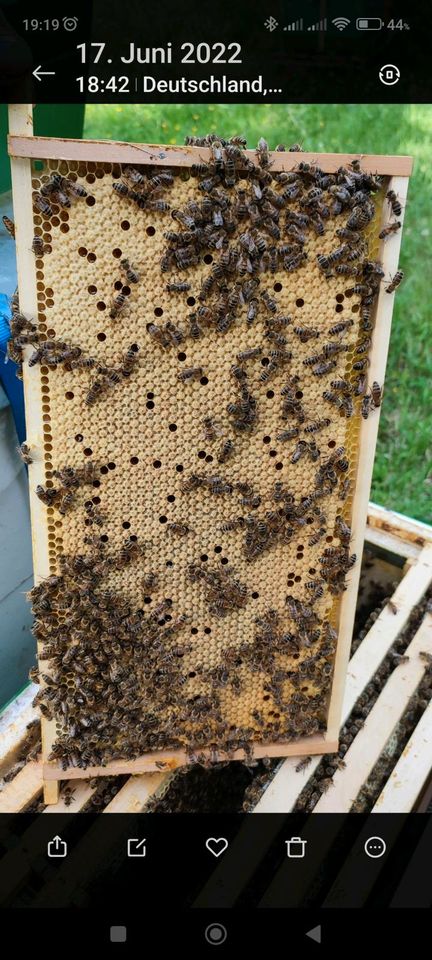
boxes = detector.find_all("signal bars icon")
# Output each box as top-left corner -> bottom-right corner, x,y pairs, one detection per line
284,19 -> 304,31
307,18 -> 327,31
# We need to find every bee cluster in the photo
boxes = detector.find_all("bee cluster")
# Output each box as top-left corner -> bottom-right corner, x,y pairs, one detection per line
188,563 -> 248,618
35,460 -> 99,515
33,172 -> 88,218
30,541 -> 197,767
8,293 -> 140,407
14,133 -> 405,773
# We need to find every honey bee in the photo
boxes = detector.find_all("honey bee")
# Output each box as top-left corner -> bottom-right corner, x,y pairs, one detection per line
371,381 -> 382,407
295,755 -> 312,773
121,344 -> 140,375
167,522 -> 194,536
291,440 -> 308,463
62,786 -> 76,807
247,299 -> 259,324
210,139 -> 224,171
84,502 -> 105,526
237,346 -> 262,362
147,323 -> 171,349
336,227 -> 361,242
191,161 -> 210,177
164,320 -> 184,346
346,207 -> 373,230
308,213 -> 324,236
35,484 -> 58,506
120,258 -> 140,283
255,137 -> 271,168
276,428 -> 299,442
202,417 -> 218,442
312,360 -> 337,377
329,378 -> 352,394
261,290 -> 277,314
34,194 -> 53,217
123,165 -> 146,186
58,491 -> 75,515
379,221 -> 401,239
293,325 -> 319,343
178,366 -> 203,382
328,319 -> 354,335
166,281 -> 191,293
85,380 -> 105,406
335,264 -> 360,276
264,330 -> 288,347
147,199 -> 171,213
316,254 -> 332,275
54,189 -> 72,209
113,181 -> 130,197
2,215 -> 15,239
419,651 -> 432,665
308,527 -> 326,546
355,337 -> 371,355
31,234 -> 46,256
63,177 -> 88,199
352,358 -> 370,371
386,189 -> 402,217
109,292 -> 129,319
282,182 -> 302,201
385,270 -> 404,293
304,418 -> 331,434
142,572 -> 158,591
335,515 -> 351,545
188,314 -> 202,340
218,439 -> 235,464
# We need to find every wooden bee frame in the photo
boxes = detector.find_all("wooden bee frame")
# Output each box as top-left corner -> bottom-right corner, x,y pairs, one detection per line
8,104 -> 413,804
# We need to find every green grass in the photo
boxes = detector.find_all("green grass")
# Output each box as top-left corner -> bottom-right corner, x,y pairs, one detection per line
85,104 -> 432,522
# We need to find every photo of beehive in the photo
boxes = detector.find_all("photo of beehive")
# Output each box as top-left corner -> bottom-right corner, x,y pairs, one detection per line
7,126 -> 409,792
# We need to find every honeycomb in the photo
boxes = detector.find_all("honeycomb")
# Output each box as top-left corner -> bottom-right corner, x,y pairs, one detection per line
23,151 -> 386,770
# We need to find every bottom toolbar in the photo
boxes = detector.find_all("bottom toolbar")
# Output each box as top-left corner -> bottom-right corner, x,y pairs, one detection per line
0,813 -> 431,909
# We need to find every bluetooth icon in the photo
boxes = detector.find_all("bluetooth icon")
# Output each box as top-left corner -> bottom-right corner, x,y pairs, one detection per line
264,16 -> 279,32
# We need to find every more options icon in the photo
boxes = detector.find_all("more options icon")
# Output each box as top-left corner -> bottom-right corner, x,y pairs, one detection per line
364,836 -> 386,859
379,64 -> 400,85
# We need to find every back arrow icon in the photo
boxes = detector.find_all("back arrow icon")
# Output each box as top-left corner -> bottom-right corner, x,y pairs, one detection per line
33,65 -> 56,81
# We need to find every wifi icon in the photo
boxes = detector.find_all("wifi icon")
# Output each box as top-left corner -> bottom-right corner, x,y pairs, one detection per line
332,17 -> 351,30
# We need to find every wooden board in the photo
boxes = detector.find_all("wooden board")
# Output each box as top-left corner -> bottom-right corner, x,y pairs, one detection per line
367,501 -> 432,558
0,684 -> 36,776
316,612 -> 432,811
8,136 -> 414,176
254,541 -> 432,812
373,698 -> 432,812
8,105 -> 412,799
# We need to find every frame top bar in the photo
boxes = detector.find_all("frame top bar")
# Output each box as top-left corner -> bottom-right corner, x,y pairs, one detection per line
8,135 -> 414,176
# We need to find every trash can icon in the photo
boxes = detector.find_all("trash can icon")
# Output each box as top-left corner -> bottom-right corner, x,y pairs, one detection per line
285,837 -> 307,858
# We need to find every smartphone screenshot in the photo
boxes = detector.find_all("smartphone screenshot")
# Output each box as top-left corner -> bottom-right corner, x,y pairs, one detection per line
0,0 -> 431,947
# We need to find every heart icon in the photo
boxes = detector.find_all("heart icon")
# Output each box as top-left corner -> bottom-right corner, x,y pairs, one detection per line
205,837 -> 229,858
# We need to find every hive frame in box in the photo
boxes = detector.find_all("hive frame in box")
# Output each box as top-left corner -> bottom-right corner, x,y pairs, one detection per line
8,104 -> 413,804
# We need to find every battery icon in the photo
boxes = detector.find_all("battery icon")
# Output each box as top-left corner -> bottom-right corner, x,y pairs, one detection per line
356,18 -> 384,30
